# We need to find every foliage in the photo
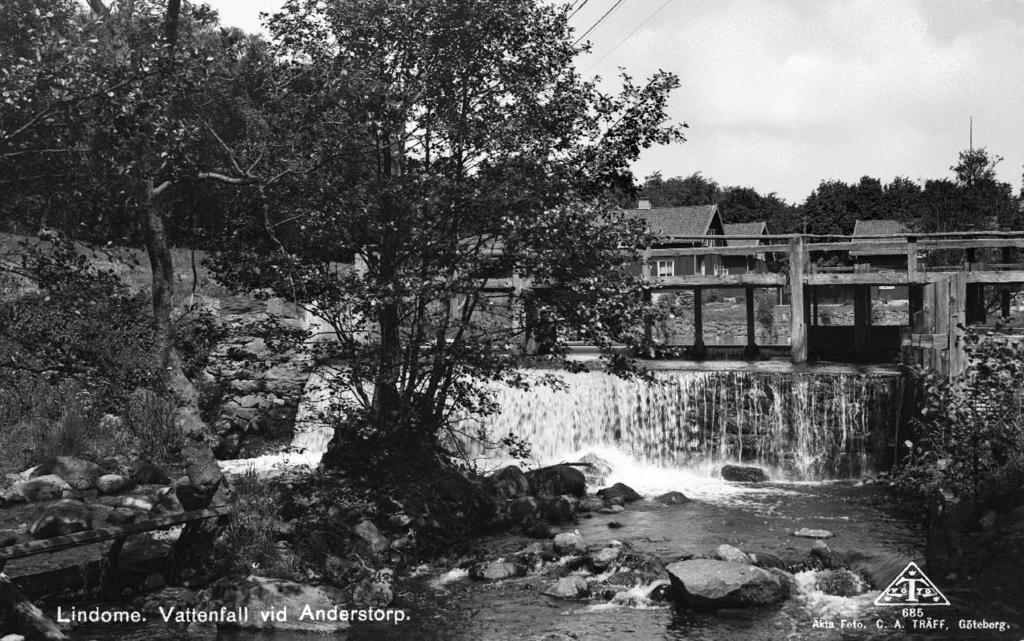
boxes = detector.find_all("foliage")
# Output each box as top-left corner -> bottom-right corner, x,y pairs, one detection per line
213,466 -> 297,578
895,329 -> 1024,501
208,0 -> 684,460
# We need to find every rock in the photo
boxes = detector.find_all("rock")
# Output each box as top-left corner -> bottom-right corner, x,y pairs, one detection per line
2,635 -> 27,641
812,569 -> 868,597
807,541 -> 847,571
98,455 -> 129,475
31,456 -> 102,490
183,445 -> 224,498
553,531 -> 585,555
13,475 -> 71,502
213,432 -> 243,460
597,504 -> 624,514
608,521 -> 623,529
488,466 -> 530,500
654,491 -> 691,505
198,576 -> 349,632
720,465 -> 769,483
578,453 -> 614,486
793,528 -> 833,539
469,560 -> 526,581
525,522 -> 555,539
715,544 -> 752,565
597,482 -> 643,505
130,459 -> 170,485
540,495 -> 576,524
140,573 -> 167,591
749,552 -> 789,570
353,519 -> 390,554
96,474 -> 132,495
589,546 -> 622,570
578,497 -> 606,512
544,575 -> 590,599
29,499 -> 93,539
150,487 -> 184,516
0,488 -> 27,508
0,529 -> 19,547
666,559 -> 788,610
352,568 -> 394,607
106,508 -> 138,525
524,465 -> 586,497
508,496 -> 540,524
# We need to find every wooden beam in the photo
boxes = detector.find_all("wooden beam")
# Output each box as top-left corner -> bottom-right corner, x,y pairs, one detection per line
907,236 -> 918,273
789,238 -> 808,364
805,272 -> 932,286
691,289 -> 706,359
647,237 -> 1024,259
653,273 -> 786,288
948,273 -> 967,380
744,285 -> 758,358
965,270 -> 1024,283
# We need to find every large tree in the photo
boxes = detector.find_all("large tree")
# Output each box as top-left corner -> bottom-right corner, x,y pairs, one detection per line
209,0 -> 685,460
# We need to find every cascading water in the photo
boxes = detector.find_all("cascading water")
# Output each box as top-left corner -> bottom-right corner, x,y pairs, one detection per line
472,366 -> 903,482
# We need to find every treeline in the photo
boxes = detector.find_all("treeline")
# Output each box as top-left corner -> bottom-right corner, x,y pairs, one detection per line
639,149 -> 1023,236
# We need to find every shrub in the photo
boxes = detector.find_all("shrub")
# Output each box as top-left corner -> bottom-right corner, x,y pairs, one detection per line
213,466 -> 297,578
895,329 -> 1024,501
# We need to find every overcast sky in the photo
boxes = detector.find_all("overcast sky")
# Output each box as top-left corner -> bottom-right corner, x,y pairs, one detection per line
209,0 -> 1024,204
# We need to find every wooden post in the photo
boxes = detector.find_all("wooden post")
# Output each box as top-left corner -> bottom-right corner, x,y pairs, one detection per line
1001,288 -> 1012,319
811,286 -> 819,326
691,288 -> 707,360
744,285 -> 758,358
640,250 -> 654,354
933,277 -> 950,376
853,285 -> 871,360
949,272 -> 967,380
906,236 -> 918,274
789,237 -> 807,364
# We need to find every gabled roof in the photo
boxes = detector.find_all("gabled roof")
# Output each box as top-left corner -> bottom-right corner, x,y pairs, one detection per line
625,204 -> 721,240
851,219 -> 908,256
722,222 -> 768,247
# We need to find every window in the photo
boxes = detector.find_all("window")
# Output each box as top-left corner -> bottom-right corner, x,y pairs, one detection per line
656,260 -> 674,277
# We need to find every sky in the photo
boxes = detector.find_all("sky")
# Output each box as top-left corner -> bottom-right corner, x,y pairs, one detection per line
209,0 -> 1024,204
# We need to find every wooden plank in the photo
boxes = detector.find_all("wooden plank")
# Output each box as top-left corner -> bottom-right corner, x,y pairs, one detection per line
965,270 -> 1024,284
744,285 -> 758,357
652,273 -> 786,288
907,237 -> 918,273
805,272 -> 934,286
949,272 -> 967,380
647,237 -> 1024,259
853,285 -> 871,356
789,238 -> 808,364
0,506 -> 232,563
692,288 -> 706,359
1,573 -> 68,640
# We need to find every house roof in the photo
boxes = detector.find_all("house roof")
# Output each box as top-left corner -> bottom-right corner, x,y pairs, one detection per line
625,204 -> 721,240
722,222 -> 767,247
851,219 -> 909,256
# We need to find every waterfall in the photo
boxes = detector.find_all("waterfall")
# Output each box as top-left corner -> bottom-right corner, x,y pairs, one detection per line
472,367 -> 903,481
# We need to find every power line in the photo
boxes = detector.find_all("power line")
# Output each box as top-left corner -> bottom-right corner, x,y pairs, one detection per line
586,0 -> 672,71
568,0 -> 590,20
573,0 -> 624,46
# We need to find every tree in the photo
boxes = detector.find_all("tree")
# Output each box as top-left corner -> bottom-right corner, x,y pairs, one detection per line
639,171 -> 720,207
208,0 -> 685,463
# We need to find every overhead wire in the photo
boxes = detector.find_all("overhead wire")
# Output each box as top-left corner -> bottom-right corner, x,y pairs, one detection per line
568,0 -> 590,19
585,0 -> 672,71
569,0 -> 622,45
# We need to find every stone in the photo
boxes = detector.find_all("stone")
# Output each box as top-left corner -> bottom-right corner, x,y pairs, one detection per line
31,456 -> 102,490
198,576 -> 349,632
183,446 -> 224,498
749,552 -> 789,570
553,531 -> 586,555
793,528 -> 834,539
352,568 -> 394,607
654,491 -> 691,505
130,459 -> 170,485
720,465 -> 769,483
106,508 -> 138,525
608,521 -> 623,529
813,569 -> 868,597
2,635 -> 27,641
597,482 -> 643,505
540,495 -> 576,524
13,475 -> 71,502
214,432 -> 244,460
0,488 -> 27,507
666,559 -> 787,610
578,453 -> 614,486
238,394 -> 261,408
589,546 -> 622,570
578,497 -> 606,512
715,544 -> 752,565
544,575 -> 590,599
807,540 -> 847,571
469,560 -> 526,581
29,499 -> 93,539
597,504 -> 624,514
508,496 -> 540,524
0,529 -> 19,547
488,466 -> 530,500
353,519 -> 390,554
96,474 -> 132,495
150,487 -> 184,516
525,522 -> 555,539
524,464 -> 586,497
228,379 -> 261,394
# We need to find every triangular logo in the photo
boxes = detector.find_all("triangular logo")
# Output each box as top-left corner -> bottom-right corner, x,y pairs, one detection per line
874,562 -> 950,606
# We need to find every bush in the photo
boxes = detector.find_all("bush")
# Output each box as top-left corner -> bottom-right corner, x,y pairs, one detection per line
895,329 -> 1024,500
213,466 -> 298,578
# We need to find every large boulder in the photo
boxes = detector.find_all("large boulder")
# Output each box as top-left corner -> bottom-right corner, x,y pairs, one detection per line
130,459 -> 170,485
96,474 -> 133,495
715,544 -> 752,565
578,453 -> 613,487
31,456 -> 102,490
539,495 -> 576,524
508,496 -> 540,524
720,465 -> 768,483
597,482 -> 643,505
666,559 -> 788,610
487,466 -> 530,500
198,576 -> 349,632
654,491 -> 691,505
544,575 -> 590,599
29,499 -> 94,539
524,465 -> 586,497
812,569 -> 868,597
13,475 -> 70,503
553,531 -> 586,555
352,519 -> 390,554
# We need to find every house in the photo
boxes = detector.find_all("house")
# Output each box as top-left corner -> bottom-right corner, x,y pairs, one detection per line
721,221 -> 770,274
625,201 -> 726,277
850,219 -> 909,271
